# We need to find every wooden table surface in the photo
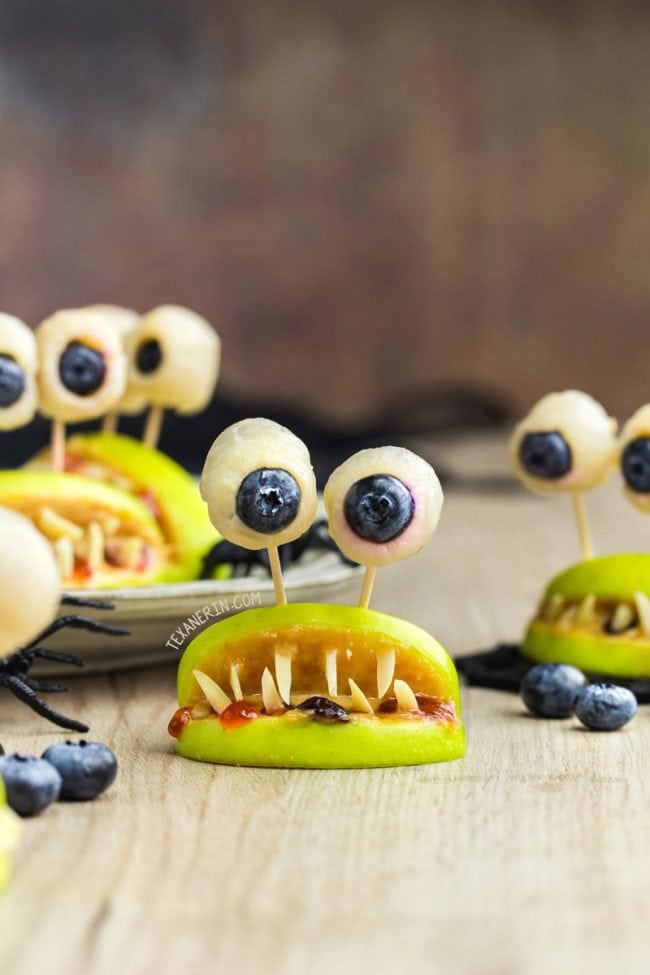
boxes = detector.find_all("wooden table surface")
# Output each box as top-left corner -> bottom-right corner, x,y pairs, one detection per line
1,435 -> 649,975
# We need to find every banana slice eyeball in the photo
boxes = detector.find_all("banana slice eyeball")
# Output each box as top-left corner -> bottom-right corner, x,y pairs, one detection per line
200,418 -> 317,550
509,391 -> 617,496
0,508 -> 60,657
0,313 -> 38,431
36,309 -> 128,423
127,305 -> 221,415
324,447 -> 443,567
619,405 -> 650,512
83,304 -> 149,416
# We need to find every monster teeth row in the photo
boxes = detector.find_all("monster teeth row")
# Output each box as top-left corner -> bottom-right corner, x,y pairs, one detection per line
540,592 -> 650,638
191,661 -> 424,717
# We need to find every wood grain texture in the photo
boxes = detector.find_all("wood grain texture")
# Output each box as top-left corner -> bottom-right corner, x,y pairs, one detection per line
1,439 -> 649,975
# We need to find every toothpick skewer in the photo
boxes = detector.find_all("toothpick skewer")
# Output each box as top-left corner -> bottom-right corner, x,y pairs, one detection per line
143,404 -> 165,449
572,492 -> 593,560
358,565 -> 377,610
102,412 -> 118,435
267,545 -> 287,606
51,420 -> 66,473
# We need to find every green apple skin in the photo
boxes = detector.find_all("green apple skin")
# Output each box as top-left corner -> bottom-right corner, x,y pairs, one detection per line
175,603 -> 466,769
523,554 -> 650,678
0,780 -> 21,894
32,433 -> 218,584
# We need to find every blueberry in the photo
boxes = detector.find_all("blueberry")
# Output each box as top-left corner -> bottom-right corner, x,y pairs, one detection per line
0,354 -> 26,408
0,755 -> 61,817
236,469 -> 300,533
136,338 -> 163,375
519,431 -> 572,480
344,474 -> 414,543
521,663 -> 587,718
574,683 -> 637,731
41,740 -> 117,801
59,341 -> 106,396
621,437 -> 650,494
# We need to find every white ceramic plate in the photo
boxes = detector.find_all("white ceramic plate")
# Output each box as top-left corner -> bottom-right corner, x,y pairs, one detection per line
40,551 -> 364,674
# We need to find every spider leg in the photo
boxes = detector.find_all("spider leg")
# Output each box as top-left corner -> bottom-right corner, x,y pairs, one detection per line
19,648 -> 85,668
23,614 -> 129,649
20,676 -> 68,694
1,675 -> 89,732
61,594 -> 116,611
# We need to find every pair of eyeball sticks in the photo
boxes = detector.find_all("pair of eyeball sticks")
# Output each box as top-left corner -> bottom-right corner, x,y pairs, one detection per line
200,417 -> 443,609
510,390 -> 650,559
0,305 -> 221,469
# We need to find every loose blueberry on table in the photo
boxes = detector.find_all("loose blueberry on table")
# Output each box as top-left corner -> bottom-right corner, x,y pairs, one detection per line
0,755 -> 62,818
41,741 -> 118,801
520,663 -> 587,718
574,683 -> 638,732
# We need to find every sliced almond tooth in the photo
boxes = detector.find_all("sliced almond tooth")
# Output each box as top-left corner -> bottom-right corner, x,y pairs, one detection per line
611,603 -> 635,633
192,670 -> 231,715
633,592 -> 650,638
102,515 -> 122,536
86,522 -> 105,574
191,701 -> 212,719
37,507 -> 84,542
230,664 -> 243,701
261,667 -> 284,714
325,649 -> 338,698
575,593 -> 596,626
376,648 -> 396,699
348,679 -> 374,715
542,593 -> 565,621
275,650 -> 293,704
558,605 -> 577,627
53,537 -> 74,580
394,679 -> 419,712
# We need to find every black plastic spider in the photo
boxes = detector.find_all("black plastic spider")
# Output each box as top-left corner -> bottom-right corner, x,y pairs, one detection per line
0,595 -> 128,733
201,518 -> 357,579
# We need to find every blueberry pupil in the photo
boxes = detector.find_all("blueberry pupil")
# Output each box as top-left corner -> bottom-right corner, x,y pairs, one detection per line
59,341 -> 106,396
622,437 -> 650,493
0,354 -> 25,407
236,468 -> 301,533
136,339 -> 163,375
344,474 -> 414,543
519,431 -> 572,480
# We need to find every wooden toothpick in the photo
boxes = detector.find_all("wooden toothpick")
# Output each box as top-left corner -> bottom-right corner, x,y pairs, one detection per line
358,565 -> 377,610
143,405 -> 165,449
572,492 -> 593,561
102,412 -> 118,435
267,545 -> 287,606
51,420 -> 66,473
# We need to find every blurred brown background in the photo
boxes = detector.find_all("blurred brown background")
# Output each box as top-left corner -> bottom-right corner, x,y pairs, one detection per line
1,0 -> 649,427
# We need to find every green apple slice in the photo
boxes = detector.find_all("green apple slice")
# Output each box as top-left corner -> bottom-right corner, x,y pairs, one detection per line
29,433 -> 218,585
0,779 -> 21,894
0,469 -> 169,588
171,602 -> 466,768
523,553 -> 650,677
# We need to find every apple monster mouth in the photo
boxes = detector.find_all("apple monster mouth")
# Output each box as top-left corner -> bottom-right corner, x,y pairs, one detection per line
0,469 -> 167,587
169,604 -> 465,769
25,433 -> 216,587
533,591 -> 650,639
522,554 -> 650,678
